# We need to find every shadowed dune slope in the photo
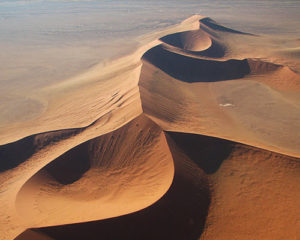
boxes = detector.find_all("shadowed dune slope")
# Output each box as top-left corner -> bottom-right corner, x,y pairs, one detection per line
247,58 -> 282,73
16,131 -> 300,240
142,44 -> 284,83
200,17 -> 253,35
0,128 -> 81,172
166,132 -> 233,174
142,45 -> 251,82
15,230 -> 54,240
19,133 -> 213,240
193,39 -> 226,58
15,115 -> 174,227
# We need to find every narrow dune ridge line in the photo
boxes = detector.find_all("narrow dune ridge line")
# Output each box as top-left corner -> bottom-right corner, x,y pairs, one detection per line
0,14 -> 205,146
199,17 -> 255,36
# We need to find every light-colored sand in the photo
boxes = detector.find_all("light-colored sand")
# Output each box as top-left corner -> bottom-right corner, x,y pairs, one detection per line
0,15 -> 299,240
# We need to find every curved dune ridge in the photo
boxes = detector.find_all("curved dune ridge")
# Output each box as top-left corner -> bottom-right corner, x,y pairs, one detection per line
0,15 -> 299,240
15,115 -> 174,227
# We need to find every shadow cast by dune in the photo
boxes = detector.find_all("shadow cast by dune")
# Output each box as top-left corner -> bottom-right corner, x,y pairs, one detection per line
0,129 -> 81,173
166,132 -> 234,174
44,142 -> 90,185
194,39 -> 226,58
200,17 -> 254,36
35,176 -> 209,240
19,132 -> 211,240
142,45 -> 250,82
160,31 -> 196,50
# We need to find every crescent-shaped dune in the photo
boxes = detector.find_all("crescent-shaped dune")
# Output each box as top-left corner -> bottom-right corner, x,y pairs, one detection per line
15,133 -> 300,240
15,115 -> 174,227
0,15 -> 299,240
160,29 -> 213,52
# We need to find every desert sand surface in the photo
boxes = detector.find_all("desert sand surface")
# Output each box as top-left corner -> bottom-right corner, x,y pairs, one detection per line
0,14 -> 299,240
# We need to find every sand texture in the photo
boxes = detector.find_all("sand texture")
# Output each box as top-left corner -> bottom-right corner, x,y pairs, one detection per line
0,15 -> 299,240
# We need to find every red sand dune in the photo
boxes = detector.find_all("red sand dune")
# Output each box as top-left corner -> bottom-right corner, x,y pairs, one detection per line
0,15 -> 299,240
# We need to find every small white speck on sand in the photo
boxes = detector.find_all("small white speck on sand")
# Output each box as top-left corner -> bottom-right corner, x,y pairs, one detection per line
219,103 -> 234,107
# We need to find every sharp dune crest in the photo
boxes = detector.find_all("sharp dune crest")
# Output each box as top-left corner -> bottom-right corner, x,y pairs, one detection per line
0,15 -> 299,240
160,29 -> 213,52
15,115 -> 174,227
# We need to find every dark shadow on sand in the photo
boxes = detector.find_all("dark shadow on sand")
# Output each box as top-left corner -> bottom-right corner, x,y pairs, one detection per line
166,132 -> 234,174
26,133 -> 211,240
200,17 -> 254,36
0,129 -> 81,173
44,141 -> 90,185
142,45 -> 250,82
193,39 -> 226,58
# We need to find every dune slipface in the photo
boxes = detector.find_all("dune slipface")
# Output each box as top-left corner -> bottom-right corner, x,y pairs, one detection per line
0,15 -> 300,240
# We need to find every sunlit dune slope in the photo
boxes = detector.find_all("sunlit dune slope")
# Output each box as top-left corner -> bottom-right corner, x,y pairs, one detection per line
16,132 -> 300,240
15,115 -> 174,227
140,17 -> 300,157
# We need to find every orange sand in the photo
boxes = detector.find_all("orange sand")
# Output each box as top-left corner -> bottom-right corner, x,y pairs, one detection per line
0,16 -> 299,240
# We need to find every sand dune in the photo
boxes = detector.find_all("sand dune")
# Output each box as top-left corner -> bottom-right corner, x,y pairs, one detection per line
0,15 -> 299,240
199,17 -> 253,35
143,45 -> 251,82
160,29 -> 212,52
15,132 -> 300,240
15,115 -> 174,227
